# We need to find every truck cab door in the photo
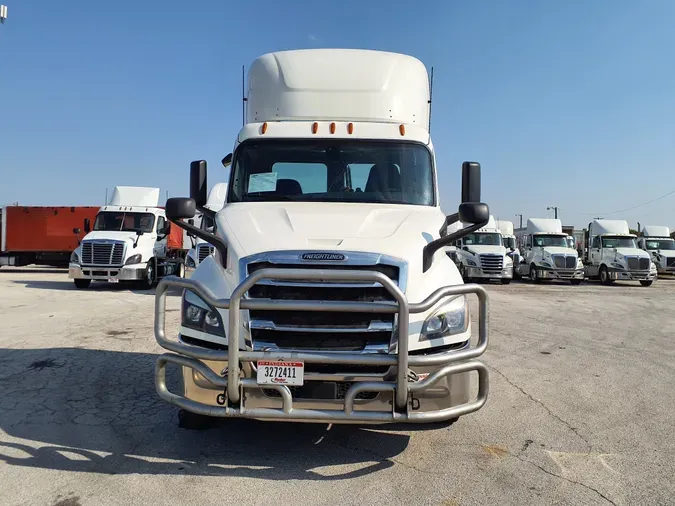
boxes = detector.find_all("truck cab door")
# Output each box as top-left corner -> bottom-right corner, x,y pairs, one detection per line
154,216 -> 168,258
590,236 -> 602,265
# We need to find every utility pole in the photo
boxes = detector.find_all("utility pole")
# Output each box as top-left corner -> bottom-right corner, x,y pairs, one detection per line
515,213 -> 523,228
547,206 -> 559,219
1,5 -> 8,24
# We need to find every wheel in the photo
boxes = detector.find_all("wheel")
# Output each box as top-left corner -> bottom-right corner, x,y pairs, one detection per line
640,280 -> 653,287
74,279 -> 91,289
177,262 -> 185,279
501,278 -> 511,285
570,279 -> 582,285
599,265 -> 612,285
177,409 -> 212,430
141,260 -> 156,290
529,264 -> 539,283
459,263 -> 470,283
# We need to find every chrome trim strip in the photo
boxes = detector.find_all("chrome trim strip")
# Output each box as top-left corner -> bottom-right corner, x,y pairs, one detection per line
248,319 -> 393,333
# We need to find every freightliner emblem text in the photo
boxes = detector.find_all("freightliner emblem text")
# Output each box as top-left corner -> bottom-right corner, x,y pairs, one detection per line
300,252 -> 346,261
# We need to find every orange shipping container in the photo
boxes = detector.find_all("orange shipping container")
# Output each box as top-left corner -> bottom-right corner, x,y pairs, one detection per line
2,206 -> 100,253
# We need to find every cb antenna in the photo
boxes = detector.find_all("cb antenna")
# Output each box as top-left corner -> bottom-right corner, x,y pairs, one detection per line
241,65 -> 247,126
428,66 -> 434,133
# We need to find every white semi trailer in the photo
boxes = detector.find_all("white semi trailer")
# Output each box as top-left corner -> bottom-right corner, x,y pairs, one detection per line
68,186 -> 188,289
514,218 -> 584,284
454,215 -> 513,284
583,219 -> 657,286
638,225 -> 675,275
153,48 -> 493,428
496,219 -> 519,275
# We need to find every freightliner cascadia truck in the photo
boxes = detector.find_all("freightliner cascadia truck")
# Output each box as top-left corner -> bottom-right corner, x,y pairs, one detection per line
153,49 -> 492,428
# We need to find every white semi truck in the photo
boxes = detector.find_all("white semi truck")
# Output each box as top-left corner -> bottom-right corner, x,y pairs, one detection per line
583,219 -> 657,286
68,186 -> 188,289
184,182 -> 228,276
153,48 -> 492,428
514,218 -> 584,284
638,225 -> 675,275
496,219 -> 519,274
453,215 -> 513,284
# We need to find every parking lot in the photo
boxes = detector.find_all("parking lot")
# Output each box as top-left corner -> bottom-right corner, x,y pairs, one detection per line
1,269 -> 674,506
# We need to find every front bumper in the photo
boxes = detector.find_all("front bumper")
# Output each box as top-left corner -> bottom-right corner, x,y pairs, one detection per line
465,266 -> 512,279
655,264 -> 675,275
68,263 -> 146,281
154,270 -> 490,424
607,268 -> 657,281
536,267 -> 585,280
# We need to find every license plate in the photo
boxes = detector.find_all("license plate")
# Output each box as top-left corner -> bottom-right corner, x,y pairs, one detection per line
256,360 -> 304,386
108,278 -> 119,283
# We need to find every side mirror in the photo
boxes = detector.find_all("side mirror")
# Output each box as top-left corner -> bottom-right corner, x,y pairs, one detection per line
84,218 -> 91,233
73,228 -> 81,235
221,153 -> 233,168
136,230 -> 144,236
422,161 -> 490,272
163,222 -> 171,235
190,160 -> 208,209
166,197 -> 197,221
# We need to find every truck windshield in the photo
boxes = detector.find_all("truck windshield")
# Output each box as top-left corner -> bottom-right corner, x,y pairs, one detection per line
228,139 -> 434,206
601,236 -> 637,248
94,212 -> 155,233
464,233 -> 502,246
533,235 -> 568,247
645,239 -> 675,250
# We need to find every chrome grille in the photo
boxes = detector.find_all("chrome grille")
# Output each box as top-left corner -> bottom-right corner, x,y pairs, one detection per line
243,253 -> 404,354
552,255 -> 577,269
81,241 -> 125,266
639,257 -> 650,270
627,257 -> 638,270
197,244 -> 214,263
627,257 -> 650,270
667,257 -> 675,267
479,254 -> 503,274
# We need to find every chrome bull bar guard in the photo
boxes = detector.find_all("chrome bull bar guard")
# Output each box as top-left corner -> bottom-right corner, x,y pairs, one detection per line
154,268 -> 490,423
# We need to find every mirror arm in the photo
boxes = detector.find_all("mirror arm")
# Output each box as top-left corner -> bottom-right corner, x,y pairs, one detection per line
169,219 -> 228,267
198,206 -> 216,221
439,212 -> 459,236
423,219 -> 489,272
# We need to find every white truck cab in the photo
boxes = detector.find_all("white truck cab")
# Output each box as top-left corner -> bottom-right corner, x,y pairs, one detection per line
454,215 -> 513,284
69,186 -> 187,289
496,219 -> 519,274
583,219 -> 657,286
639,225 -> 675,275
153,48 -> 493,428
184,182 -> 228,276
515,218 -> 584,284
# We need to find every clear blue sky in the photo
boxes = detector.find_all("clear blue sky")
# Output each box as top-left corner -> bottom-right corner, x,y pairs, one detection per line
1,0 -> 674,229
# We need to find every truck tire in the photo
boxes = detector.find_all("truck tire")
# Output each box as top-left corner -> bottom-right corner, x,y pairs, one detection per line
141,260 -> 156,290
177,262 -> 185,279
177,409 -> 212,430
501,278 -> 511,285
529,264 -> 539,283
599,265 -> 612,285
74,279 -> 91,289
640,280 -> 653,287
570,279 -> 582,285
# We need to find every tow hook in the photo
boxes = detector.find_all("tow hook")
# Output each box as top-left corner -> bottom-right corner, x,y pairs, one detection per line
409,394 -> 420,411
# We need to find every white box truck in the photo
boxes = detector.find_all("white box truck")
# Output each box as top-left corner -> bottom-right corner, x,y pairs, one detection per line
68,186 -> 189,289
583,219 -> 657,286
153,48 -> 492,428
184,182 -> 228,276
638,225 -> 675,275
453,215 -> 513,284
514,218 -> 584,284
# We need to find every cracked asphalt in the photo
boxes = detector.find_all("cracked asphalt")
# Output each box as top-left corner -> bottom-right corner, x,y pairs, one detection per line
1,269 -> 674,506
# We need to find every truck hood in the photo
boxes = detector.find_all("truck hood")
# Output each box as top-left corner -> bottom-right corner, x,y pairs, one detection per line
654,249 -> 675,258
543,246 -> 577,256
81,231 -> 140,243
221,202 -> 440,255
614,248 -> 650,259
465,245 -> 506,255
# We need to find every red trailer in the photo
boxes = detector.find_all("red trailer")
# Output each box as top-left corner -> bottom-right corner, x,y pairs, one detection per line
1,206 -> 100,267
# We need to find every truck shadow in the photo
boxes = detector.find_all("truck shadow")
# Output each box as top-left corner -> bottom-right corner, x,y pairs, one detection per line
0,348 -> 409,480
11,280 -> 182,296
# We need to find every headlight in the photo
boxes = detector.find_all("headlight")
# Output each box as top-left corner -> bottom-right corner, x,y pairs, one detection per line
504,256 -> 513,265
466,259 -> 477,267
186,256 -> 196,268
70,251 -> 79,264
577,259 -> 584,268
420,296 -> 468,341
650,262 -> 657,271
182,292 -> 225,336
125,253 -> 143,265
